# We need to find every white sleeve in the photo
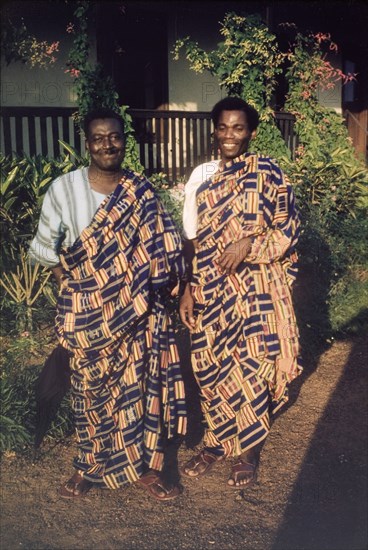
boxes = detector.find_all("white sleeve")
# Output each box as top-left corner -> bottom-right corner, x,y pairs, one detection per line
28,181 -> 65,267
182,161 -> 220,239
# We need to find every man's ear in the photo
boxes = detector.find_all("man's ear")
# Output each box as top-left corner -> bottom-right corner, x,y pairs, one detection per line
85,139 -> 90,152
250,130 -> 257,141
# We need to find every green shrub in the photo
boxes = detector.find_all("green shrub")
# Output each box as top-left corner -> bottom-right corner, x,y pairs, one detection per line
173,12 -> 289,159
0,339 -> 74,453
0,150 -> 84,268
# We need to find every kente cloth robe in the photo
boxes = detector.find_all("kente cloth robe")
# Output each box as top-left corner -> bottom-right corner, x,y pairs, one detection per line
54,171 -> 187,487
188,153 -> 302,457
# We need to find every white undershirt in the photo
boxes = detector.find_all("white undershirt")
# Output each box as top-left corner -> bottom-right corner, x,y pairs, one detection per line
29,167 -> 108,266
182,160 -> 220,239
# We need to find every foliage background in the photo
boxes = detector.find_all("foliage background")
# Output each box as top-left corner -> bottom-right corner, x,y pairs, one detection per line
1,8 -> 367,453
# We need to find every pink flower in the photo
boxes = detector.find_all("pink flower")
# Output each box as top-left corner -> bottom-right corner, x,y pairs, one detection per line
65,68 -> 81,78
295,145 -> 305,159
66,22 -> 74,33
314,32 -> 331,44
46,41 -> 59,55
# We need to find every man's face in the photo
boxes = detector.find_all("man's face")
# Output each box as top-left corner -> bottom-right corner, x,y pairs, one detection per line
215,110 -> 256,161
85,118 -> 125,171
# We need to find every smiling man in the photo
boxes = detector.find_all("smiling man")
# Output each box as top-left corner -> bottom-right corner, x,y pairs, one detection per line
29,108 -> 187,502
179,97 -> 302,489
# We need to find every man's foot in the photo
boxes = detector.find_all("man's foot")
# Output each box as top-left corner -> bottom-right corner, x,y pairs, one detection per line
137,470 -> 182,501
181,449 -> 222,478
227,460 -> 258,489
228,446 -> 261,489
59,472 -> 93,499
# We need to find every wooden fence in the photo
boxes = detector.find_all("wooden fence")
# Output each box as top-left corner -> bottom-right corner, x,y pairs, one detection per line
344,109 -> 368,163
0,107 -> 298,180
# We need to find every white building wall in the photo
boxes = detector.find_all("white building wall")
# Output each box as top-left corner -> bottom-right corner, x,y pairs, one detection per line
167,12 -> 224,112
316,54 -> 343,115
0,1 -> 96,108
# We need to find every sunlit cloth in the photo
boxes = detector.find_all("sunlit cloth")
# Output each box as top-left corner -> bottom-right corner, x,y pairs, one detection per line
55,171 -> 187,487
28,168 -> 107,267
190,153 -> 302,457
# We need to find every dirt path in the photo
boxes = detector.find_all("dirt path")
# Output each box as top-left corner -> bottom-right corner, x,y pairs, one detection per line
1,335 -> 367,550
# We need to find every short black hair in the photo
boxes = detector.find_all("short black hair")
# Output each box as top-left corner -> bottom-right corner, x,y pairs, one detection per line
211,97 -> 259,132
83,108 -> 125,138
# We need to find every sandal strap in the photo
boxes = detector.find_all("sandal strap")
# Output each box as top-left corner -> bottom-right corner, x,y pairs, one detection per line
181,449 -> 222,478
138,471 -> 162,486
185,450 -> 219,470
232,460 -> 257,471
197,450 -> 219,465
138,471 -> 181,500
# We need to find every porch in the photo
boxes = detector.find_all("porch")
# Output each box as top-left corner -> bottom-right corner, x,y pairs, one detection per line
0,107 -> 299,181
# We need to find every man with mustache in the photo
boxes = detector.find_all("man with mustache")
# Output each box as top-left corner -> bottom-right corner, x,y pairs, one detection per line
29,108 -> 187,501
179,97 -> 302,489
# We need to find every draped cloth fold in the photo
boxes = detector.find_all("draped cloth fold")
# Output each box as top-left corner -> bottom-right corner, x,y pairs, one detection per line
190,153 -> 303,457
55,171 -> 187,487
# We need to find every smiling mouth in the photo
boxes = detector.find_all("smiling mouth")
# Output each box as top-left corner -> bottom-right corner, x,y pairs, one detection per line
102,149 -> 119,156
222,143 -> 238,149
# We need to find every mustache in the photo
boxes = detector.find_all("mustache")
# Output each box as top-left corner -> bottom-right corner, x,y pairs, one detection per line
101,147 -> 119,153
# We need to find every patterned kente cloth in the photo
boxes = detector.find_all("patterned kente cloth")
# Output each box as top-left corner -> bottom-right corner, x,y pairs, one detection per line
55,171 -> 186,488
191,153 -> 302,457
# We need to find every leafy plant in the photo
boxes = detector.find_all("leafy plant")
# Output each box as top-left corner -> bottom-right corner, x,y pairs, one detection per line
0,248 -> 52,332
173,12 -> 289,159
284,30 -> 360,164
64,0 -> 143,174
0,413 -> 32,452
0,357 -> 74,453
280,146 -> 368,220
0,151 -> 83,266
0,17 -> 59,68
150,172 -> 185,232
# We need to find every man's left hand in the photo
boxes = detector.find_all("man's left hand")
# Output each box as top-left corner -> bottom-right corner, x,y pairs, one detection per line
216,237 -> 252,274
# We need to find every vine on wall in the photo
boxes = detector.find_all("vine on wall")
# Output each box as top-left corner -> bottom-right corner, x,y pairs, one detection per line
173,12 -> 289,159
65,1 -> 143,173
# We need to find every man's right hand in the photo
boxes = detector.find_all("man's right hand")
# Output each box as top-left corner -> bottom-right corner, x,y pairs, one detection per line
179,284 -> 196,332
51,265 -> 63,288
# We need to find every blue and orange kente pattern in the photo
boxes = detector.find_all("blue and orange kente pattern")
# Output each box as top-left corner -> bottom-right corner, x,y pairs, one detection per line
55,171 -> 187,487
191,153 -> 303,457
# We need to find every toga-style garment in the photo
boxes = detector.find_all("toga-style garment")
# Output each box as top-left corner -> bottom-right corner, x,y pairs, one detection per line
186,152 -> 302,457
31,168 -> 187,487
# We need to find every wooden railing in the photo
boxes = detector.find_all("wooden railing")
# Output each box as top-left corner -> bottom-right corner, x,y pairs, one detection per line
344,109 -> 368,162
0,107 -> 298,180
0,107 -> 84,159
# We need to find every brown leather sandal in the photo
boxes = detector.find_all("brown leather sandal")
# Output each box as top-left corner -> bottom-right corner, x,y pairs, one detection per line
227,460 -> 258,489
59,472 -> 93,499
137,471 -> 181,501
181,450 -> 222,478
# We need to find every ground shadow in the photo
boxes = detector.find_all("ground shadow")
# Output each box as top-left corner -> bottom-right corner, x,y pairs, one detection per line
166,227 -> 338,485
276,223 -> 335,418
271,331 -> 368,550
175,328 -> 204,449
162,328 -> 204,486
